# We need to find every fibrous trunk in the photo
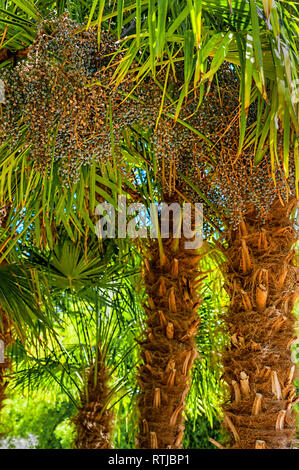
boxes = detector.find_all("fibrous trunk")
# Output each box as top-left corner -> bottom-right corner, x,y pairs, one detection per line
222,199 -> 299,449
137,232 -> 202,449
74,360 -> 113,449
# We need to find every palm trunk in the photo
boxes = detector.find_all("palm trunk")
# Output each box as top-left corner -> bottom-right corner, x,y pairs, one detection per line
222,199 -> 298,449
137,229 -> 202,449
74,360 -> 113,449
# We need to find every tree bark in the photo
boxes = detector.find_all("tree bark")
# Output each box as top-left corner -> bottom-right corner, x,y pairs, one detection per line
0,48 -> 29,64
73,360 -> 114,449
137,229 -> 203,449
222,199 -> 299,449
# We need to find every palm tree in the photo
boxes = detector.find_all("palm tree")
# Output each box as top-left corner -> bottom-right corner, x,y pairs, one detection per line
47,237 -> 140,449
0,8 -> 205,449
175,62 -> 298,448
95,0 -> 299,449
9,232 -> 142,448
0,0 -> 298,449
115,132 -> 207,448
11,291 -> 139,449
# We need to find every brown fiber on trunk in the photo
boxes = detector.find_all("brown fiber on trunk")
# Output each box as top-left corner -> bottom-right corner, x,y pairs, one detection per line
137,227 -> 203,449
222,198 -> 299,449
73,360 -> 113,449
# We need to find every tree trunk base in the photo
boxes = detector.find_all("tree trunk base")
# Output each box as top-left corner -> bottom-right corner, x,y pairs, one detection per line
73,363 -> 113,449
